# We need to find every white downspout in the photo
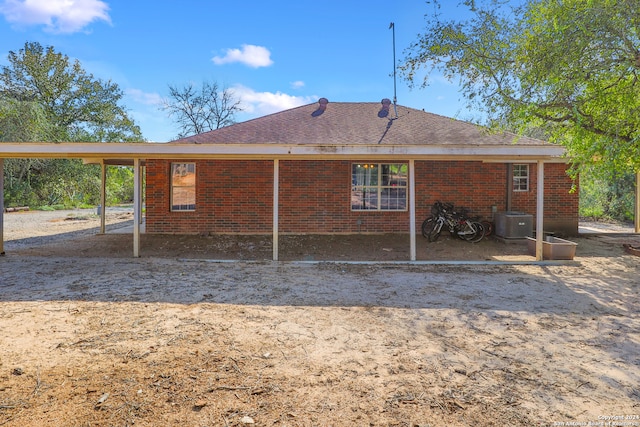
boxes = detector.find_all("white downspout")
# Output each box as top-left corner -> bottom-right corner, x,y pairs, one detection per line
409,159 -> 416,261
133,158 -> 141,257
100,162 -> 106,234
273,159 -> 279,261
536,161 -> 545,261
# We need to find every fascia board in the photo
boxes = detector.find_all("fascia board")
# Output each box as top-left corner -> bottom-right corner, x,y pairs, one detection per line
0,142 -> 567,162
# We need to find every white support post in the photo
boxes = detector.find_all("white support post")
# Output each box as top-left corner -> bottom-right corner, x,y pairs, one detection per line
133,158 -> 141,258
100,162 -> 106,234
409,160 -> 416,261
0,158 -> 4,256
536,161 -> 545,261
636,171 -> 640,233
273,159 -> 279,261
139,165 -> 144,225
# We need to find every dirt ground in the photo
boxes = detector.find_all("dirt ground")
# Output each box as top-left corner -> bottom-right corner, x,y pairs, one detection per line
1,209 -> 639,426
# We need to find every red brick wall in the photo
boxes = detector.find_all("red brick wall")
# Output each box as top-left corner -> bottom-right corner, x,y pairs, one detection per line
145,159 -> 578,236
414,161 -> 507,221
415,161 -> 579,235
146,160 -> 273,234
279,160 -> 409,233
510,162 -> 579,235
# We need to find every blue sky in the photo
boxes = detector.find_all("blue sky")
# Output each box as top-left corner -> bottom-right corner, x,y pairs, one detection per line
0,0 -> 476,142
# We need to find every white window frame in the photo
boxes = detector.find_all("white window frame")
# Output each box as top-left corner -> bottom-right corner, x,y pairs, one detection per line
513,164 -> 529,192
171,162 -> 196,211
351,163 -> 408,211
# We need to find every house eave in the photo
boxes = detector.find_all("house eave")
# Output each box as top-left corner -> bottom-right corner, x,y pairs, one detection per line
0,142 -> 568,163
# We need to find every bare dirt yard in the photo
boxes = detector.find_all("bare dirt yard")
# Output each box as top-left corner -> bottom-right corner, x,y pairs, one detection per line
1,209 -> 639,426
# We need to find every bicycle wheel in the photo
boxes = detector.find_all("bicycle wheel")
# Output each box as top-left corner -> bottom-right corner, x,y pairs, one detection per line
421,217 -> 435,238
481,220 -> 493,237
456,220 -> 477,241
470,221 -> 486,243
427,218 -> 444,242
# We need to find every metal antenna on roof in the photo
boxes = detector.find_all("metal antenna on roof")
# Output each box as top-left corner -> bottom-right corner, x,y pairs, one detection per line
389,22 -> 398,118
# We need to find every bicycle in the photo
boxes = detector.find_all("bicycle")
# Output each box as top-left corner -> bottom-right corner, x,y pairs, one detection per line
421,201 -> 485,243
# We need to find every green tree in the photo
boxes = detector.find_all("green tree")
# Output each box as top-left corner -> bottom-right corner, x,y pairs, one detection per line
580,168 -> 636,222
0,99 -> 53,206
399,0 -> 640,176
105,166 -> 135,205
1,41 -> 143,142
162,80 -> 242,138
1,41 -> 142,207
0,98 -> 54,141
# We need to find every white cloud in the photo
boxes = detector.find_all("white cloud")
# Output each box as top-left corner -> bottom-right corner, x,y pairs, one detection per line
290,80 -> 305,89
0,0 -> 111,33
232,84 -> 316,116
126,88 -> 163,106
212,44 -> 273,68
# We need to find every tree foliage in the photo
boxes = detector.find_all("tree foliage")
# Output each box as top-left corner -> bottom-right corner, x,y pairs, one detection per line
1,41 -> 143,142
580,168 -> 636,221
1,99 -> 52,206
399,0 -> 640,176
1,42 -> 142,208
162,81 -> 242,139
0,98 -> 54,141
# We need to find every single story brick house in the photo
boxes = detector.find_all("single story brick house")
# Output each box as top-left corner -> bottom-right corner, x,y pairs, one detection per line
144,99 -> 577,252
0,98 -> 577,260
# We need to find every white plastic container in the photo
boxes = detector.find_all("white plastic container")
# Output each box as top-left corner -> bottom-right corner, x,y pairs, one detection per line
526,236 -> 577,260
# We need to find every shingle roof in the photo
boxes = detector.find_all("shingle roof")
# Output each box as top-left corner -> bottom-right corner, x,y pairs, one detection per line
172,100 -> 549,146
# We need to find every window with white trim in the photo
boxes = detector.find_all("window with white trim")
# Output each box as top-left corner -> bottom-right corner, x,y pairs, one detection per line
171,162 -> 196,211
513,164 -> 529,192
351,163 -> 408,211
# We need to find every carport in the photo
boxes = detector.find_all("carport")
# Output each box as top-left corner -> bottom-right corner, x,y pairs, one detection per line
0,141 -> 620,261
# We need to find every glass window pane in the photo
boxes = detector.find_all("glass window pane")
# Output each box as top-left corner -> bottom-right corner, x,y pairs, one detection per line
352,164 -> 379,186
351,163 -> 407,211
382,164 -> 408,186
513,164 -> 529,192
171,162 -> 196,211
381,187 -> 407,210
351,187 -> 378,210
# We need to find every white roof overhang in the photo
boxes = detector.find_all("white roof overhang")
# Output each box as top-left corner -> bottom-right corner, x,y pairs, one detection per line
0,142 -> 568,163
